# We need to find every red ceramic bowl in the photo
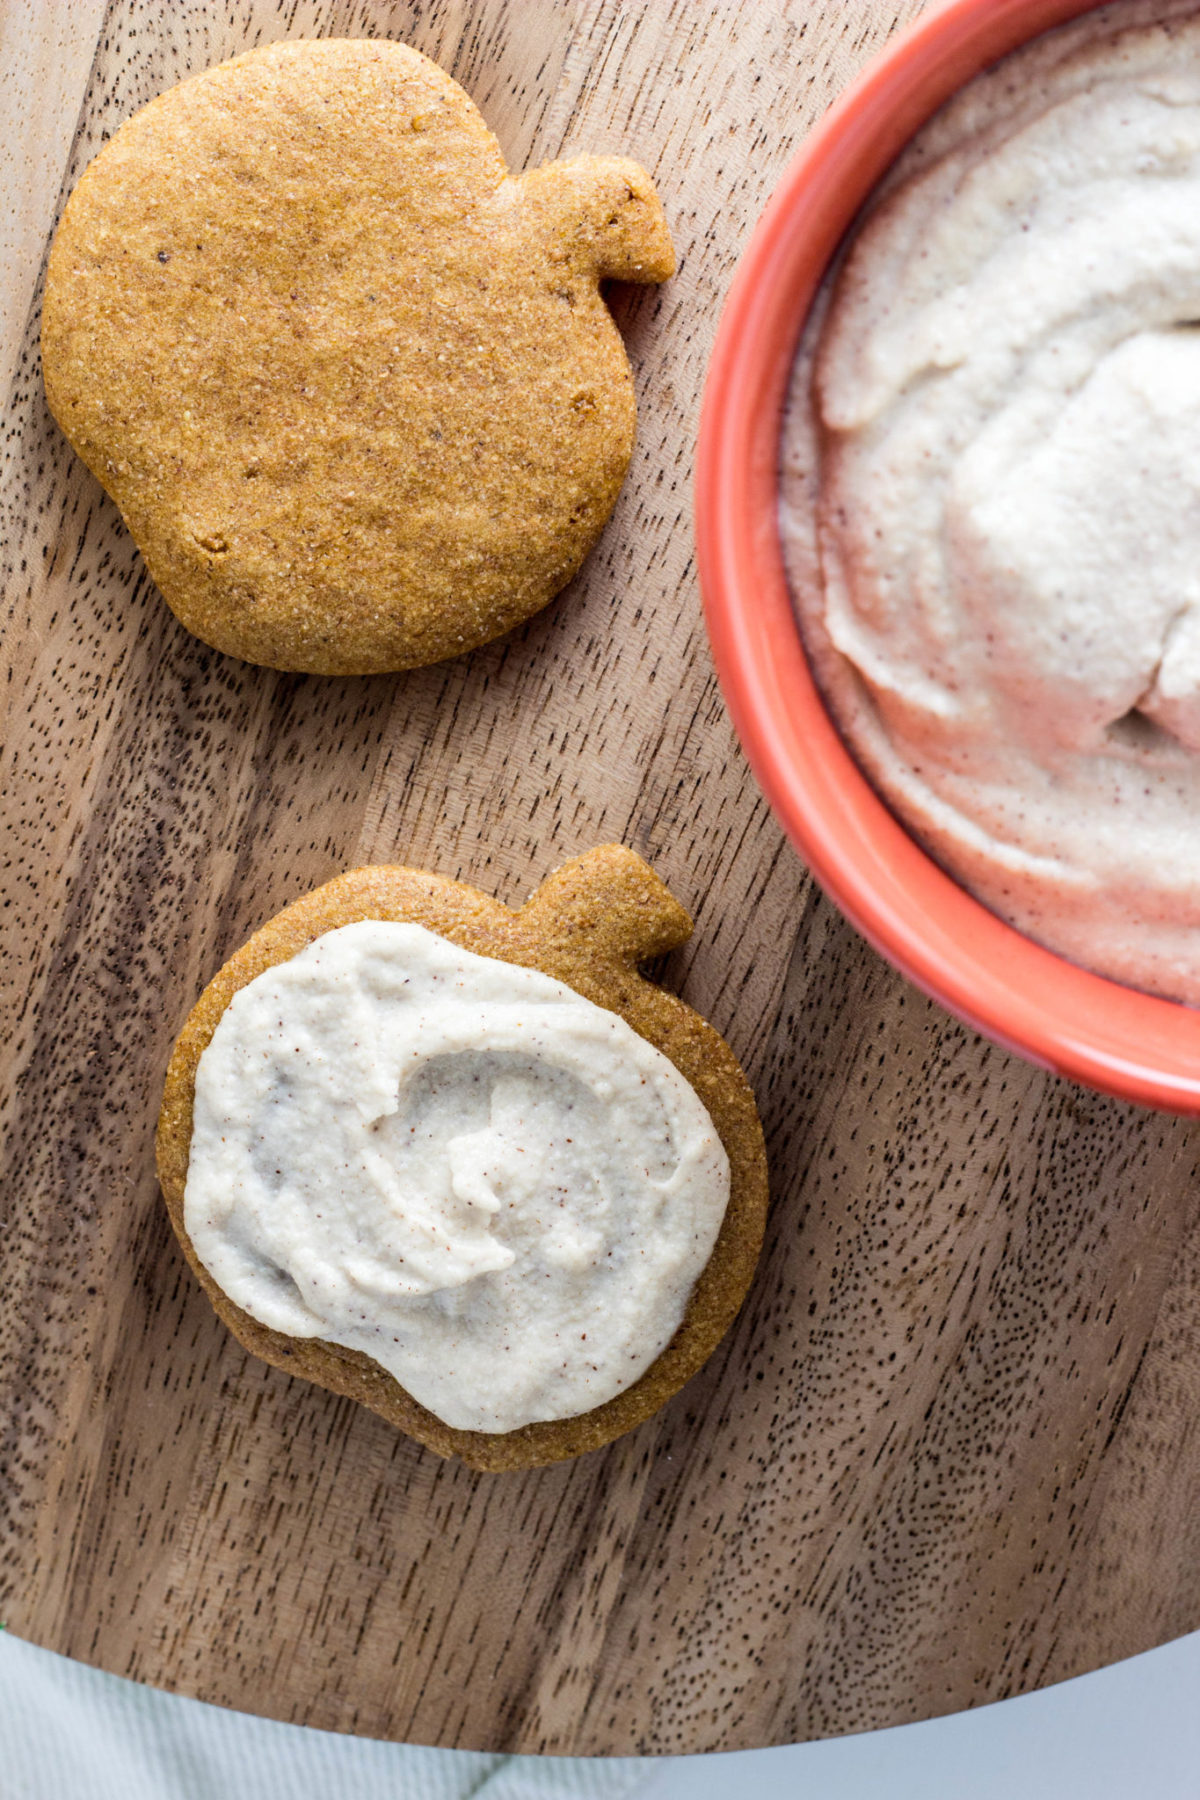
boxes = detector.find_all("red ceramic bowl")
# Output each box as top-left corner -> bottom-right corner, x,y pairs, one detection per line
696,0 -> 1200,1112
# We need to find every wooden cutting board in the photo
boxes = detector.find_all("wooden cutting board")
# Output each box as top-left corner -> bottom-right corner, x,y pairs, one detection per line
3,0 -> 1200,1757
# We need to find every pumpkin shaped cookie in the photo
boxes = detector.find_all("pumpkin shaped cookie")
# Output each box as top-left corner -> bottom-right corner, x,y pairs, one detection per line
156,847 -> 768,1471
42,39 -> 674,673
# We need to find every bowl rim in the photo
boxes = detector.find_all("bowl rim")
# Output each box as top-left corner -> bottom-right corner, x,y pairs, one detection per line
695,0 -> 1200,1112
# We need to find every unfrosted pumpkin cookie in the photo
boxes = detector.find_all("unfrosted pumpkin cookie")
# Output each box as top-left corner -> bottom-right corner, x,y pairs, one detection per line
42,39 -> 674,674
156,847 -> 768,1471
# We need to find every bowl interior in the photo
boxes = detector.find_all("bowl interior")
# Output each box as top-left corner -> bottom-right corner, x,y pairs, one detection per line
696,0 -> 1200,1111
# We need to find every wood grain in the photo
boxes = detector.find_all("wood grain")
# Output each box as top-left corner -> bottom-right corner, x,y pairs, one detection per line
3,0 -> 1200,1757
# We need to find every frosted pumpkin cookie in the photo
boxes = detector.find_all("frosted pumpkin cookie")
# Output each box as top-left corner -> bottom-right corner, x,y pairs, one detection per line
156,847 -> 768,1471
42,39 -> 674,674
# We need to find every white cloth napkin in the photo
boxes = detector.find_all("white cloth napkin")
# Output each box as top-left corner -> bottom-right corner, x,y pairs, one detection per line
0,1630 -> 654,1800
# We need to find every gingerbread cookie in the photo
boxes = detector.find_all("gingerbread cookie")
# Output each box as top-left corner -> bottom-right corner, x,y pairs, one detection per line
156,847 -> 768,1471
42,39 -> 674,674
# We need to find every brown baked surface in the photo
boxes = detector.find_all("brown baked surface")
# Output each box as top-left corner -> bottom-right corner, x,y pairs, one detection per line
41,39 -> 674,675
156,847 -> 768,1471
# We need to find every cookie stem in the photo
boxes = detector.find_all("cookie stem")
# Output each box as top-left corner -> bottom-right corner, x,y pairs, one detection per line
519,844 -> 692,967
512,155 -> 675,284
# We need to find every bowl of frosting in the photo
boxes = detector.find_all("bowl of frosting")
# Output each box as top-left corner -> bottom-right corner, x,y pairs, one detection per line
697,0 -> 1200,1109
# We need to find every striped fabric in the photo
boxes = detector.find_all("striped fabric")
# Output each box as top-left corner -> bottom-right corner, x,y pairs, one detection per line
0,1631 -> 655,1800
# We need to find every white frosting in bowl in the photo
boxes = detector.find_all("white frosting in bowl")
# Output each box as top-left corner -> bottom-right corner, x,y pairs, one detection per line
785,0 -> 1200,1002
183,921 -> 730,1433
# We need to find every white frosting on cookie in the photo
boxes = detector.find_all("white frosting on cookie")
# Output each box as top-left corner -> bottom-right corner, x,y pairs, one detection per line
184,921 -> 730,1432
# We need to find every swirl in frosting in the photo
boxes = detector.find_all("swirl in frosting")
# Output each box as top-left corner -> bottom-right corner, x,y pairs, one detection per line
786,0 -> 1200,1001
184,920 -> 729,1432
